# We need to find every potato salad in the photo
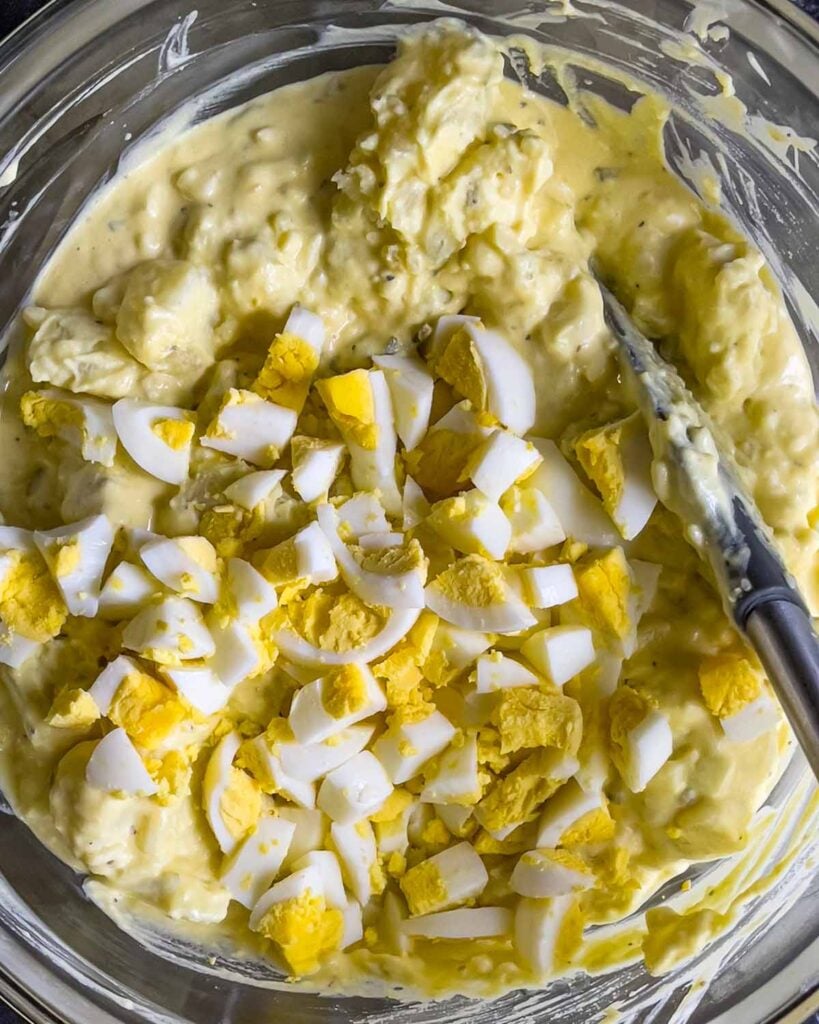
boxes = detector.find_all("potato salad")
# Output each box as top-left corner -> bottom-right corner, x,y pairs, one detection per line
0,21 -> 815,998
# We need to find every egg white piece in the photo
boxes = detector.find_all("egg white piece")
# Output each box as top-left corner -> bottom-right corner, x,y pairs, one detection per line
373,710 -> 456,785
291,850 -> 346,909
121,527 -> 162,558
88,654 -> 142,714
98,561 -> 160,620
337,493 -> 391,539
200,389 -> 298,467
294,521 -> 338,585
291,439 -> 345,503
429,624 -> 494,677
34,514 -> 115,618
721,695 -> 780,742
209,619 -> 262,688
402,475 -> 430,530
425,577 -> 537,635
220,813 -> 297,909
420,732 -> 479,804
345,370 -> 402,515
382,890 -> 412,955
123,596 -> 215,662
224,557 -> 278,624
317,503 -> 425,609
521,626 -> 595,688
163,665 -> 231,715
511,850 -> 593,898
502,486 -> 565,554
373,353 -> 435,451
462,324 -> 535,435
27,389 -> 118,466
357,531 -> 404,550
279,723 -> 376,783
514,894 -> 574,974
245,735 -> 316,808
536,779 -> 604,847
376,796 -> 416,857
403,906 -> 511,939
283,305 -> 326,355
273,608 -> 421,668
408,842 -> 488,913
248,863 -> 327,932
317,751 -> 393,824
519,564 -> 577,609
434,803 -> 473,838
223,469 -> 286,511
429,313 -> 482,362
277,807 -> 329,868
612,428 -> 657,540
341,898 -> 364,949
85,728 -> 157,795
0,618 -> 39,668
620,710 -> 673,792
474,652 -> 539,693
204,732 -> 245,854
112,399 -> 194,485
529,439 -> 619,546
428,491 -> 511,560
140,536 -> 219,604
0,526 -> 35,552
331,819 -> 378,905
469,430 -> 542,502
288,666 -> 386,745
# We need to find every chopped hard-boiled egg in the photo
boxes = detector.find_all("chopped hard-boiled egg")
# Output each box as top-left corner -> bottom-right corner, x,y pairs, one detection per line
98,561 -> 160,620
140,535 -> 219,604
330,818 -> 378,905
399,841 -> 488,916
501,485 -> 565,554
474,651 -> 539,693
0,619 -> 39,668
519,563 -> 578,609
291,437 -> 345,503
404,400 -> 492,499
209,618 -> 268,688
528,439 -> 618,546
203,732 -> 261,854
112,399 -> 195,485
317,503 -> 426,609
88,654 -> 143,714
243,733 -> 317,809
341,899 -> 364,950
466,429 -> 542,502
317,369 -> 401,514
420,731 -> 480,804
402,476 -> 430,530
317,750 -> 393,824
273,607 -> 422,668
403,906 -> 511,939
252,306 -> 325,413
201,388 -> 297,467
163,665 -> 231,715
21,388 -> 117,466
514,894 -> 582,975
220,813 -> 297,908
521,626 -> 595,688
424,622 -> 494,686
431,320 -> 536,435
536,779 -> 607,847
123,596 -> 215,664
279,724 -> 375,784
720,696 -> 780,742
425,555 -> 536,634
85,728 -> 158,795
611,698 -> 673,793
288,664 -> 387,744
291,850 -> 347,909
574,414 -> 657,540
222,557 -> 278,624
223,469 -> 286,511
428,490 -> 511,560
373,709 -> 456,784
293,521 -> 338,585
0,543 -> 67,642
373,353 -> 435,450
511,848 -> 594,897
35,514 -> 115,617
337,492 -> 391,540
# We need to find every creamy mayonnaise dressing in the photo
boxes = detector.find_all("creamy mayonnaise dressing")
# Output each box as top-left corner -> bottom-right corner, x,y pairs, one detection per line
0,21 -> 815,1000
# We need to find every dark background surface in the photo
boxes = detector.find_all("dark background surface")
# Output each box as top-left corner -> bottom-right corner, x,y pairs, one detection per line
0,1 -> 817,1023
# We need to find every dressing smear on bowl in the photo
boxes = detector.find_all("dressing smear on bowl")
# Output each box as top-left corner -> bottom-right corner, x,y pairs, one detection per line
0,20 -> 816,1001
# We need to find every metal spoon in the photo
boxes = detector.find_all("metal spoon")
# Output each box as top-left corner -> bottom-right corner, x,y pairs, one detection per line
596,278 -> 819,780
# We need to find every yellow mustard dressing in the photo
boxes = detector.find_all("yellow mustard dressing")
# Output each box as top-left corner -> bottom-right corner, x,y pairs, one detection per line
0,20 -> 815,1001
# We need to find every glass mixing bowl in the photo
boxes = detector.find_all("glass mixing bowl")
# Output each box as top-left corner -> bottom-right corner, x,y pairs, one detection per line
0,1 -> 817,1022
